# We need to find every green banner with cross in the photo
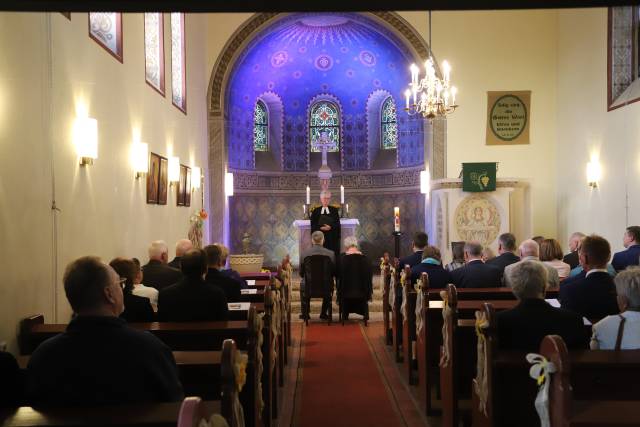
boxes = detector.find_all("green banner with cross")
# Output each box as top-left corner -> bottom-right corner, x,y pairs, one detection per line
462,162 -> 497,192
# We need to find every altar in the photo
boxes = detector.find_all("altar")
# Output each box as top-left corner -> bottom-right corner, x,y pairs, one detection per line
292,218 -> 360,266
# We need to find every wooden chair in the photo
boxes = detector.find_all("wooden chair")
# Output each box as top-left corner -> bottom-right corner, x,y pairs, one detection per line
338,253 -> 372,326
302,255 -> 334,325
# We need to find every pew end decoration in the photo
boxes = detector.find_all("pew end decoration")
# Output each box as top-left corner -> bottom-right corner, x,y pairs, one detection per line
472,303 -> 494,418
177,396 -> 231,427
527,335 -> 563,427
188,209 -> 208,249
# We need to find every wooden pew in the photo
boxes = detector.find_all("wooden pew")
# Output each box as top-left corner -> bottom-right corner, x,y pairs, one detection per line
381,261 -> 393,346
472,306 -> 640,427
415,282 -> 520,416
401,265 -> 418,385
390,259 -> 403,363
1,339 -> 243,427
428,287 -> 558,301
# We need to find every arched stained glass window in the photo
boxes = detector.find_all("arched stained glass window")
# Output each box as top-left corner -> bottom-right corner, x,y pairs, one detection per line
309,101 -> 340,152
381,97 -> 398,150
254,100 -> 268,151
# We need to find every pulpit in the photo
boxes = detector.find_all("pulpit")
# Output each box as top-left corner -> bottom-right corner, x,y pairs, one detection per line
428,178 -> 531,263
293,219 -> 360,267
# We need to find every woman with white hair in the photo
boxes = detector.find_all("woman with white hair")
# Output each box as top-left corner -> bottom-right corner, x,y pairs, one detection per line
591,267 -> 640,350
337,236 -> 372,323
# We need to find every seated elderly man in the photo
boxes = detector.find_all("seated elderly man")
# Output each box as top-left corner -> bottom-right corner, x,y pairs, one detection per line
204,244 -> 242,302
591,267 -> 640,349
168,239 -> 193,269
338,236 -> 372,321
217,243 -> 249,289
504,239 -> 560,290
450,241 -> 502,288
410,246 -> 453,289
299,230 -> 336,320
497,260 -> 587,352
27,256 -> 183,405
159,249 -> 229,322
560,234 -> 619,321
142,240 -> 183,291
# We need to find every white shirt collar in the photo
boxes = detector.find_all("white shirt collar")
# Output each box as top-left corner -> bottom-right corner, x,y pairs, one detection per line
321,206 -> 329,214
585,268 -> 608,277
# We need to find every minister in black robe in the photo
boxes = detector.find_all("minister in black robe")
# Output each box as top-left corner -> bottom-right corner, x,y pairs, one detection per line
310,190 -> 341,261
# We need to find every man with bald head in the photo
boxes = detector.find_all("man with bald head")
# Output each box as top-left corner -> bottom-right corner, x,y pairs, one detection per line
168,239 -> 193,269
27,257 -> 183,405
563,232 -> 585,270
450,241 -> 502,288
142,240 -> 183,291
504,239 -> 560,289
310,190 -> 341,261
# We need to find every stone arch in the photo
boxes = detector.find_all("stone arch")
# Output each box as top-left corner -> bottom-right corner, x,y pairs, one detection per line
207,12 -> 445,243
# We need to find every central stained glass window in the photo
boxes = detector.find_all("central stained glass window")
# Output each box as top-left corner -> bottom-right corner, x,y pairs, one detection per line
309,101 -> 340,152
381,97 -> 398,149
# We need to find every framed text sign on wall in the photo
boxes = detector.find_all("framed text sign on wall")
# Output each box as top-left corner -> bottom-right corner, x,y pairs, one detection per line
486,91 -> 531,145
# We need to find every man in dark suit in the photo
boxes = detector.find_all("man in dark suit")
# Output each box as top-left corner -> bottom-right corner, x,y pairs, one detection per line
168,239 -> 193,269
399,231 -> 428,269
299,231 -> 336,319
158,249 -> 229,322
450,242 -> 502,288
203,244 -> 242,302
410,246 -> 453,289
560,234 -> 619,321
487,232 -> 520,274
0,350 -> 22,407
562,232 -> 585,270
142,240 -> 183,291
310,190 -> 341,261
498,260 -> 587,352
612,226 -> 640,272
27,256 -> 183,405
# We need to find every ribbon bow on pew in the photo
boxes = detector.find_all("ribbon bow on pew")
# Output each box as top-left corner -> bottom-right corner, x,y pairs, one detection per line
526,353 -> 557,427
439,290 -> 451,368
473,310 -> 490,416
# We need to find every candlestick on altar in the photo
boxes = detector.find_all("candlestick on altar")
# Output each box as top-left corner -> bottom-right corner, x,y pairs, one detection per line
306,186 -> 310,205
340,185 -> 345,204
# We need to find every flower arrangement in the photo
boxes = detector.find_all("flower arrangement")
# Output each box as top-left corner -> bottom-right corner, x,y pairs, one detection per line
188,209 -> 208,248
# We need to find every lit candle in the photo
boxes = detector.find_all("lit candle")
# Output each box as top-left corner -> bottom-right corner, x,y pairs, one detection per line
442,60 -> 451,82
346,203 -> 349,214
410,63 -> 418,85
340,185 -> 345,204
412,87 -> 418,105
303,204 -> 306,215
404,89 -> 411,109
394,207 -> 400,233
306,186 -> 310,204
451,86 -> 458,105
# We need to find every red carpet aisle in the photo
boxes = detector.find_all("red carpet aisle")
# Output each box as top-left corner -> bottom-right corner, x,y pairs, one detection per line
298,323 -> 404,427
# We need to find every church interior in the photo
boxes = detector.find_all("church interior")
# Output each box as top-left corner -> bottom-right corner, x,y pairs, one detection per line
2,3 -> 640,427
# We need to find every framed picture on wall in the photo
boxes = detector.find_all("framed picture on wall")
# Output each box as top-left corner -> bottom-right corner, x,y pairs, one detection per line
177,164 -> 187,206
158,156 -> 168,205
185,168 -> 191,207
146,152 -> 161,204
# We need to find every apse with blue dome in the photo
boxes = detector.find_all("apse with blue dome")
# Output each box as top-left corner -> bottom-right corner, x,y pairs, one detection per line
225,12 -> 425,172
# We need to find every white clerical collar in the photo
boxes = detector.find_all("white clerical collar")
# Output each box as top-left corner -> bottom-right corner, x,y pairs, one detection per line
321,206 -> 329,214
586,268 -> 608,277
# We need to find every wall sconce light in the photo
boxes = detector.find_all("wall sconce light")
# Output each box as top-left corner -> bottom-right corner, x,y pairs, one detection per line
73,117 -> 98,166
191,166 -> 201,190
420,169 -> 431,194
225,172 -> 234,197
132,142 -> 149,179
168,156 -> 180,184
587,159 -> 601,188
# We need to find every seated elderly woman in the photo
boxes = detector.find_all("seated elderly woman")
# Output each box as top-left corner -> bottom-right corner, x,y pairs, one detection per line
591,267 -> 640,350
497,260 -> 587,352
338,236 -> 372,322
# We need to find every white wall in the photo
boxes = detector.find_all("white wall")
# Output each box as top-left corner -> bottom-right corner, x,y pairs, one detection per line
0,12 -> 209,351
556,8 -> 640,253
399,11 -> 559,241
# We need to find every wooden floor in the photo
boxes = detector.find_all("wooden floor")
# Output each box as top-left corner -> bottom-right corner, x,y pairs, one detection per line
282,320 -> 431,427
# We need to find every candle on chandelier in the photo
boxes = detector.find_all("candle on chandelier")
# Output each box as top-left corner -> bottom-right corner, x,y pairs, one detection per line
340,185 -> 345,204
442,60 -> 451,82
394,207 -> 400,233
306,185 -> 310,204
405,89 -> 411,109
451,87 -> 458,105
410,63 -> 419,85
412,87 -> 418,105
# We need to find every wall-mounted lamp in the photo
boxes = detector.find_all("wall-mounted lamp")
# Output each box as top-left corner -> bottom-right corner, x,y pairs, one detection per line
587,159 -> 601,188
73,117 -> 98,166
420,169 -> 431,194
191,166 -> 201,190
132,142 -> 149,179
168,156 -> 180,184
225,172 -> 234,197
